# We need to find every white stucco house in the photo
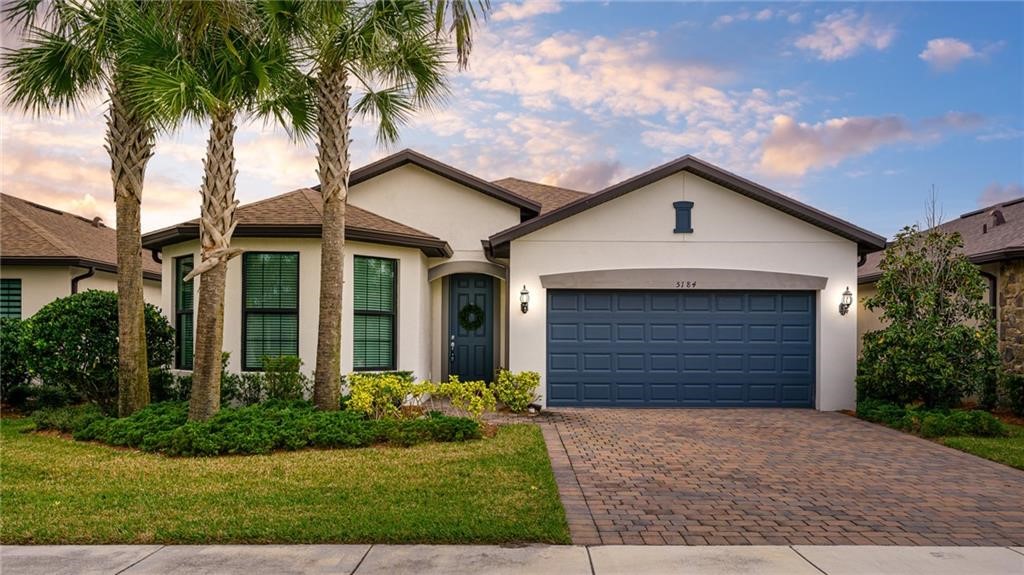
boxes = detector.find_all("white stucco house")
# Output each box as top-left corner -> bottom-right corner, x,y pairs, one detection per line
142,150 -> 885,411
0,193 -> 162,319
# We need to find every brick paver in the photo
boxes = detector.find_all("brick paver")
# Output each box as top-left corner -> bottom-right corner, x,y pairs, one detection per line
542,409 -> 1024,546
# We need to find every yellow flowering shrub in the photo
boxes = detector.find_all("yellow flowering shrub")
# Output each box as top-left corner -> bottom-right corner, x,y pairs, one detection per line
347,372 -> 413,419
436,376 -> 496,421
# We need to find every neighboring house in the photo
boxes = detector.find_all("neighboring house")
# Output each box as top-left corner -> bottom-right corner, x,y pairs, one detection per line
857,197 -> 1024,374
1,193 -> 162,319
143,149 -> 885,411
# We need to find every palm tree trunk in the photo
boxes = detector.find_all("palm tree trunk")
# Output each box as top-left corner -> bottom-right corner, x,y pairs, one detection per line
188,108 -> 242,422
313,68 -> 351,411
107,85 -> 155,418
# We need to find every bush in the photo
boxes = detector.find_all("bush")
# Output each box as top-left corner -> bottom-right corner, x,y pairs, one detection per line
856,399 -> 1007,438
494,370 -> 540,413
237,372 -> 265,406
857,226 -> 999,408
348,372 -> 415,419
262,355 -> 310,401
1,318 -> 30,400
20,290 -> 174,413
437,376 -> 496,421
1002,372 -> 1024,417
32,400 -> 480,456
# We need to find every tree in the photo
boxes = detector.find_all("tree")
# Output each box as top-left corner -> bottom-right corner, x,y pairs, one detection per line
858,224 -> 999,408
3,0 -> 159,416
290,0 -> 488,410
123,0 -> 312,420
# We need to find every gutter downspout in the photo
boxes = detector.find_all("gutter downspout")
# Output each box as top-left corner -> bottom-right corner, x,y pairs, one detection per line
151,250 -> 163,264
857,253 -> 867,267
980,271 -> 997,320
71,266 -> 95,294
482,240 -> 511,371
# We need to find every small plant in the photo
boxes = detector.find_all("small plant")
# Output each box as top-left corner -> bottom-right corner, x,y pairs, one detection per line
857,399 -> 1007,438
437,376 -> 496,421
262,355 -> 311,401
1002,372 -> 1024,417
237,372 -> 266,406
348,372 -> 415,419
494,370 -> 540,413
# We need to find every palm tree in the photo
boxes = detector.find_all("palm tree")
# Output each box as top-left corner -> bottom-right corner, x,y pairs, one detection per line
287,0 -> 488,410
122,0 -> 313,421
3,0 -> 160,417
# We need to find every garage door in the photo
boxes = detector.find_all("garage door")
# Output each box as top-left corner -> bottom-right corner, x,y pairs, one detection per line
546,290 -> 815,407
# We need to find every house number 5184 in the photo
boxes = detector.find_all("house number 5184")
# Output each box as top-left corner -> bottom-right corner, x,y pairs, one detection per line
676,281 -> 698,288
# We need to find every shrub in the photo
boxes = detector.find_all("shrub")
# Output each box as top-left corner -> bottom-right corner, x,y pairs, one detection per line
436,376 -> 496,421
0,317 -> 30,400
237,372 -> 266,406
33,400 -> 480,456
19,290 -> 174,413
494,370 -> 540,413
348,372 -> 414,419
856,399 -> 1007,438
857,226 -> 999,408
262,355 -> 310,401
1002,372 -> 1024,417
31,404 -> 106,433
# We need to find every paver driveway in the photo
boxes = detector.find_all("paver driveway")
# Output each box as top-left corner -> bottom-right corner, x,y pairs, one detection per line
541,409 -> 1024,546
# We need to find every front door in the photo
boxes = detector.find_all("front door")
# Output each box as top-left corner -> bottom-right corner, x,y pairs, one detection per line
449,274 -> 494,382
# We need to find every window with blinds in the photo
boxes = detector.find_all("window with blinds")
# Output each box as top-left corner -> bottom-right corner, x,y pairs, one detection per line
0,279 -> 21,319
242,252 -> 299,370
174,256 -> 195,369
353,256 -> 396,370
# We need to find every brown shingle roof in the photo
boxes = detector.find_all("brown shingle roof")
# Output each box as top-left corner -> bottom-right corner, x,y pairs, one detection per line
859,197 -> 1024,282
142,188 -> 452,257
492,178 -> 588,214
1,193 -> 161,279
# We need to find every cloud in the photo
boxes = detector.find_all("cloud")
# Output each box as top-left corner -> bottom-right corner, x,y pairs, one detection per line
795,10 -> 896,61
978,183 -> 1024,207
553,160 -> 623,192
918,37 -> 1002,71
492,1 -> 561,22
760,115 -> 912,176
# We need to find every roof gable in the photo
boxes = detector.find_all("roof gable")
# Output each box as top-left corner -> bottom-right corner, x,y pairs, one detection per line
348,149 -> 541,216
488,155 -> 886,255
1,193 -> 161,279
141,188 -> 453,257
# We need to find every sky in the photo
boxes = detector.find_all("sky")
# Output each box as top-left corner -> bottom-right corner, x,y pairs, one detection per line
2,1 -> 1022,238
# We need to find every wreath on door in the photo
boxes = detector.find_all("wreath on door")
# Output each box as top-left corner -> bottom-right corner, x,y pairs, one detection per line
458,302 -> 485,331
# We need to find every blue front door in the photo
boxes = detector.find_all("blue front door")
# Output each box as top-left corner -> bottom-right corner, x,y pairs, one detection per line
546,290 -> 816,407
449,274 -> 494,382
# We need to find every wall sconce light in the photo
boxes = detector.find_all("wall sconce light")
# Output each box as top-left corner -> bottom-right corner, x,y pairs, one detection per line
520,285 -> 530,314
839,287 -> 853,316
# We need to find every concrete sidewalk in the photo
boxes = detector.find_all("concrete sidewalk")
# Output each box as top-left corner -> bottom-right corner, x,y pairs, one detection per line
2,544 -> 1022,575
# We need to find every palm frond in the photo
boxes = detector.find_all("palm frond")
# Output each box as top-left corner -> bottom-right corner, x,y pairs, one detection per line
352,85 -> 416,146
1,24 -> 103,114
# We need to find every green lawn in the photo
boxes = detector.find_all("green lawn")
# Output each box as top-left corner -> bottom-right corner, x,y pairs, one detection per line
941,422 -> 1024,471
0,418 -> 570,544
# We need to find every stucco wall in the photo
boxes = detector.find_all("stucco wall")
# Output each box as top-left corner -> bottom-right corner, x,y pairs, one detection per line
507,171 -> 861,411
160,238 -> 432,380
0,265 -> 161,318
347,164 -> 521,262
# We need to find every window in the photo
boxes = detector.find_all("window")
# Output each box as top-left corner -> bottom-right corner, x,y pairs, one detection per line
353,256 -> 397,371
174,256 -> 195,369
242,252 -> 299,370
0,279 -> 21,319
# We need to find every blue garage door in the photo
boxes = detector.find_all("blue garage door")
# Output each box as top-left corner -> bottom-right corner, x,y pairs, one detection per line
547,291 -> 815,407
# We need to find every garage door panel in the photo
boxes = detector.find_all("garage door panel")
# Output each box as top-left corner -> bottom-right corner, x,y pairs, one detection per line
547,290 -> 815,408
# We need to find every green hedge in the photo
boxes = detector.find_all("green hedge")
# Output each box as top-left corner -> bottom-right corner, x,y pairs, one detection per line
32,401 -> 481,456
857,399 -> 1008,438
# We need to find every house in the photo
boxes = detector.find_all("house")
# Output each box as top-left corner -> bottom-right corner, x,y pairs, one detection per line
142,149 -> 886,411
0,193 -> 162,319
857,197 -> 1024,374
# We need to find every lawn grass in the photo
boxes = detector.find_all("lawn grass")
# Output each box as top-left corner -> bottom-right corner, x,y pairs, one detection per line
0,418 -> 570,544
941,422 -> 1024,471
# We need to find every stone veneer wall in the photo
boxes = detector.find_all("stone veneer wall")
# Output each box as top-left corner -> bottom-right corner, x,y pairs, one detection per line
999,259 -> 1024,374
